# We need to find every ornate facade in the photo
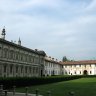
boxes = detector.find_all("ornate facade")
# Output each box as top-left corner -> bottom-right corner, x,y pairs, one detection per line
0,28 -> 47,77
44,56 -> 63,76
1,27 -> 96,77
0,28 -> 63,77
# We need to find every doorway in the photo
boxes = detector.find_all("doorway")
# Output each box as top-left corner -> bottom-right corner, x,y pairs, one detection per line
83,70 -> 88,75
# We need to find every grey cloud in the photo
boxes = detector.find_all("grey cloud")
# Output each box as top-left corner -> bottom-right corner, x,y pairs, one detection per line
0,0 -> 96,61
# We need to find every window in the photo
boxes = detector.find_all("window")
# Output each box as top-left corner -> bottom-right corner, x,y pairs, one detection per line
21,54 -> 23,61
40,58 -> 44,64
29,67 -> 31,73
10,50 -> 14,59
4,65 -> 6,73
29,56 -> 31,62
75,71 -> 76,74
21,66 -> 23,73
65,71 -> 67,74
0,44 -> 2,49
16,52 -> 18,60
0,45 -> 2,57
25,66 -> 27,73
65,66 -> 67,68
3,48 -> 8,58
84,65 -> 86,68
79,65 -> 81,67
90,71 -> 92,74
32,57 -> 34,63
16,66 -> 18,73
26,54 -> 29,62
10,65 -> 13,73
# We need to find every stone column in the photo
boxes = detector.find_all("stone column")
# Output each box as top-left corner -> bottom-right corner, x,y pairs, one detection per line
13,65 -> 15,76
23,66 -> 25,77
25,87 -> 28,96
1,64 -> 3,77
31,66 -> 33,77
13,86 -> 16,96
7,64 -> 10,77
35,89 -> 39,96
18,65 -> 20,77
47,91 -> 51,96
0,64 -> 3,77
4,90 -> 8,96
27,66 -> 29,77
0,85 -> 3,96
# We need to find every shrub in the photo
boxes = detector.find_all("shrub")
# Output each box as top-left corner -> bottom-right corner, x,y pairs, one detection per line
0,75 -> 83,89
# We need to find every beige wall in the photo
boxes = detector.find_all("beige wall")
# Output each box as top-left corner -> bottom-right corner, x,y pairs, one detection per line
0,41 -> 45,77
63,64 -> 96,75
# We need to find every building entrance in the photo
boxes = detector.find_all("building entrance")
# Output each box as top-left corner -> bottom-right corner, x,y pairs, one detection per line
83,70 -> 88,75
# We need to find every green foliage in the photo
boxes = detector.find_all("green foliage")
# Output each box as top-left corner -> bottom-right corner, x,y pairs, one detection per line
16,77 -> 96,96
0,75 -> 82,89
62,56 -> 68,62
1,75 -> 96,90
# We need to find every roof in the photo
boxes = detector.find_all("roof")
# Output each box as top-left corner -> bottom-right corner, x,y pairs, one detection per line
45,58 -> 63,65
61,60 -> 96,65
0,38 -> 46,56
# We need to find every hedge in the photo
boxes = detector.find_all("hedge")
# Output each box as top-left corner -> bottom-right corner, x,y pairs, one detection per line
3,75 -> 96,89
0,75 -> 84,89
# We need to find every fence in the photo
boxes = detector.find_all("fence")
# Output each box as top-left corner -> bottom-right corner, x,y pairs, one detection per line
0,85 -> 75,96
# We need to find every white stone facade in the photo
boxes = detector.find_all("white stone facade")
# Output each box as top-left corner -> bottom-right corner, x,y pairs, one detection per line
63,61 -> 96,75
44,56 -> 63,76
0,38 -> 63,77
0,38 -> 46,77
2,28 -> 96,77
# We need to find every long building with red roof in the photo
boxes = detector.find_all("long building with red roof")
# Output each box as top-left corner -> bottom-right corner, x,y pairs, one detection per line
62,60 -> 96,75
0,27 -> 96,77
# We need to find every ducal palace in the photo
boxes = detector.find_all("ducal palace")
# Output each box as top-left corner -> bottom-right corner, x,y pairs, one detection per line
0,28 -> 96,77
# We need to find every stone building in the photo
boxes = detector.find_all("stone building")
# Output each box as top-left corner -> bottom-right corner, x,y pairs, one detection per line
2,27 -> 96,77
0,28 -> 46,77
62,60 -> 96,75
44,56 -> 63,76
0,28 -> 64,77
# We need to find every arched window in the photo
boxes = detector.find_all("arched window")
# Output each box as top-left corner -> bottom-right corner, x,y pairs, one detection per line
83,70 -> 88,75
4,65 -> 6,72
90,71 -> 92,74
10,65 -> 13,73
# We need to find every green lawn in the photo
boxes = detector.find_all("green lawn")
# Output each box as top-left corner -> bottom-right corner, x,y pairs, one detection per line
16,78 -> 96,96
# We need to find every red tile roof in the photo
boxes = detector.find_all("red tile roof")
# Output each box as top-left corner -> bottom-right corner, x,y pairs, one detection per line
61,60 -> 96,65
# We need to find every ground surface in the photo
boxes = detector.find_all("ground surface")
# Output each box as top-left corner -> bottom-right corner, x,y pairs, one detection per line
16,78 -> 96,96
2,92 -> 42,96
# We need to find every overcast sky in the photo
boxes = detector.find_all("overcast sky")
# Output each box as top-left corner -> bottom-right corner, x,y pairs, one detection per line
0,0 -> 96,61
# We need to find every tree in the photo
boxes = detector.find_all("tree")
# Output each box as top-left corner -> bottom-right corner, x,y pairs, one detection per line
62,56 -> 68,62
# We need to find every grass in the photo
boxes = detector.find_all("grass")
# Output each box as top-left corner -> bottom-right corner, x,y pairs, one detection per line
16,77 -> 96,96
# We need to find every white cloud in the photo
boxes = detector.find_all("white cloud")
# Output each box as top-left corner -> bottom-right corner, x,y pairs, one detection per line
85,0 -> 96,11
0,0 -> 96,60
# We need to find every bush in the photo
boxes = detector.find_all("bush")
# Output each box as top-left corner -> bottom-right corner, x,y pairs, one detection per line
0,75 -> 83,89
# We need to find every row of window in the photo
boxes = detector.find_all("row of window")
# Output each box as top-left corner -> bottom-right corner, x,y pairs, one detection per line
3,65 -> 39,75
0,47 -> 44,64
45,62 -> 59,68
64,64 -> 95,68
65,71 -> 92,75
45,70 -> 60,75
